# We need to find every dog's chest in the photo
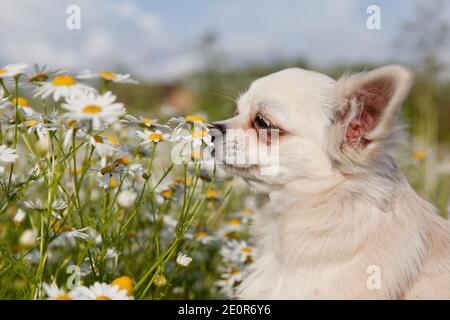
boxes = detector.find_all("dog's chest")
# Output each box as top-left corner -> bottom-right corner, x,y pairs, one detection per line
240,214 -> 337,298
239,251 -> 359,299
239,206 -> 384,299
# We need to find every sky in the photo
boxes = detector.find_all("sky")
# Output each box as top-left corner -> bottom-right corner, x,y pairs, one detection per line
0,0 -> 448,81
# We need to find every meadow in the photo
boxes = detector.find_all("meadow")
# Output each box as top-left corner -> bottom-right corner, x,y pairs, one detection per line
0,64 -> 254,299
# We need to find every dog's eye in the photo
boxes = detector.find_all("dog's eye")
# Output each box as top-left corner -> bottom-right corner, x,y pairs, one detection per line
254,114 -> 276,129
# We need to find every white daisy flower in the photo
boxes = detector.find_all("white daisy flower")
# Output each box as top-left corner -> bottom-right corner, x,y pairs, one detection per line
122,114 -> 170,131
106,248 -> 118,259
86,134 -> 118,164
8,96 -> 35,116
220,240 -> 255,264
13,208 -> 27,224
189,128 -> 213,147
20,116 -> 56,139
218,217 -> 246,236
51,227 -> 91,247
65,228 -> 90,240
170,127 -> 213,157
23,199 -> 46,211
19,229 -> 37,247
216,267 -> 244,297
162,215 -> 178,230
43,283 -> 76,300
176,252 -> 193,267
0,145 -> 18,163
52,200 -> 68,211
33,74 -> 96,101
72,282 -> 132,300
77,70 -> 138,84
0,87 -> 9,109
62,91 -> 125,130
136,129 -> 170,144
26,64 -> 61,85
192,230 -> 216,245
23,199 -> 67,219
128,163 -> 144,177
95,165 -> 123,189
169,115 -> 208,130
116,189 -> 137,208
0,62 -> 29,78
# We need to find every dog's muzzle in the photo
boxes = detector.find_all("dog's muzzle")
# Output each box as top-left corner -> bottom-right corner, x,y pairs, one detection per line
208,123 -> 227,157
208,122 -> 227,143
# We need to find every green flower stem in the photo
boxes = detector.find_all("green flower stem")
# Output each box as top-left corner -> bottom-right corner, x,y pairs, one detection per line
136,160 -> 216,299
0,79 -> 10,96
6,77 -> 20,194
120,142 -> 158,231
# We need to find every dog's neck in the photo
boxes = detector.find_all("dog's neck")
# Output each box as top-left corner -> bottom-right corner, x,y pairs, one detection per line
257,155 -> 400,214
249,156 -> 404,267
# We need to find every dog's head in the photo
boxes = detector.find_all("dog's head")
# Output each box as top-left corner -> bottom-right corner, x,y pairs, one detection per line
211,66 -> 414,191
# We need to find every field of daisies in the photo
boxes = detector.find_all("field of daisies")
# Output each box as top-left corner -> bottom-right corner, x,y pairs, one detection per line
0,62 -> 255,300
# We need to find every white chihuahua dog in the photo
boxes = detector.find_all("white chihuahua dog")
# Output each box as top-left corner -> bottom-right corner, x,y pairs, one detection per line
210,65 -> 450,299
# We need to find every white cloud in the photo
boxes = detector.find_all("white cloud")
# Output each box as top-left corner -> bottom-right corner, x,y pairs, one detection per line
81,28 -> 116,60
0,0 -> 183,80
0,0 -> 447,81
113,1 -> 162,36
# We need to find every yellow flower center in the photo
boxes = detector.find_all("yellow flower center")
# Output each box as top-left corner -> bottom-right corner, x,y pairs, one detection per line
82,105 -> 103,114
70,168 -> 82,176
230,269 -> 241,275
228,218 -> 241,226
96,296 -> 112,300
206,190 -> 219,199
149,132 -> 163,142
28,73 -> 49,82
185,115 -> 204,123
94,135 -> 104,143
67,119 -> 77,128
109,177 -> 120,188
11,97 -> 29,107
413,151 -> 426,161
161,189 -> 173,198
175,178 -> 192,185
100,165 -> 114,175
240,247 -> 253,253
25,119 -> 37,127
192,130 -> 209,138
0,68 -> 6,75
241,208 -> 253,216
54,295 -> 72,300
99,71 -> 118,81
107,134 -> 119,145
53,222 -> 73,233
194,231 -> 207,239
191,151 -> 202,160
52,75 -> 76,86
111,276 -> 133,295
143,117 -> 152,126
154,274 -> 167,288
115,156 -> 130,165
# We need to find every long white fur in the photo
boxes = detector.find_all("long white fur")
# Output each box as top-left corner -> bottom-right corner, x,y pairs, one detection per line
216,65 -> 450,299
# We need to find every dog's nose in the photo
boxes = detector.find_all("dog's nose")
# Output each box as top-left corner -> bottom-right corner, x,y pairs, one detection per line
207,122 -> 227,144
208,122 -> 227,135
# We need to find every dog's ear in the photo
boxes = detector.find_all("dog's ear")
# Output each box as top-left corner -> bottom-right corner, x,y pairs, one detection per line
331,65 -> 414,167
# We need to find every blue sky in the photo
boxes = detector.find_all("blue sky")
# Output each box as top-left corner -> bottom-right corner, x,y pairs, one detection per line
0,0 -> 448,81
